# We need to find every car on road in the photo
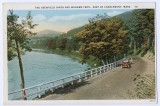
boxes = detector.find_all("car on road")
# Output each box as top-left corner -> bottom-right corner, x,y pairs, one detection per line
121,58 -> 131,68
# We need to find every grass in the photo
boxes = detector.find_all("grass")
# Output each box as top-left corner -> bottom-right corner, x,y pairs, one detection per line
127,73 -> 155,99
133,46 -> 154,57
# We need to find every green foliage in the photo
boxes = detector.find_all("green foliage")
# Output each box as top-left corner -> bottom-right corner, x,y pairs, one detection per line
141,47 -> 150,57
125,9 -> 154,54
7,10 -> 37,60
41,27 -> 82,51
46,39 -> 56,49
134,46 -> 151,56
149,47 -> 155,55
135,48 -> 142,55
127,49 -> 134,54
76,15 -> 128,64
117,10 -> 134,23
58,38 -> 68,50
65,27 -> 83,38
8,48 -> 16,61
66,38 -> 79,51
52,49 -> 100,67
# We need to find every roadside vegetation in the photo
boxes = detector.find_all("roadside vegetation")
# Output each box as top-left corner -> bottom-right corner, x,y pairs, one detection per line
128,73 -> 155,99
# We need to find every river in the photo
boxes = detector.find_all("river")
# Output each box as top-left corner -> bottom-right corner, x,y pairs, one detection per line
8,51 -> 89,100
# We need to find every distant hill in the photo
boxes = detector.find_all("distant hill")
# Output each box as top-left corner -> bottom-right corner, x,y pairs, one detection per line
116,10 -> 134,23
66,27 -> 83,37
60,27 -> 83,39
63,11 -> 134,39
34,30 -> 63,38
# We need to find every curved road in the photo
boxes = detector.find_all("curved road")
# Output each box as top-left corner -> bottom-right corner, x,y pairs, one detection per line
41,57 -> 155,100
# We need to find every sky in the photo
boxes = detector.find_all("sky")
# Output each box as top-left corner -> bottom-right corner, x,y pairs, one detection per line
14,9 -> 132,33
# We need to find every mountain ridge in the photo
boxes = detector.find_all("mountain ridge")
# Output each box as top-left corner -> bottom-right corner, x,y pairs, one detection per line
34,29 -> 64,38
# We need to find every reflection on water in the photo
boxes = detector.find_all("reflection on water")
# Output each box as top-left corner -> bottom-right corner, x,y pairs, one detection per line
8,51 -> 89,99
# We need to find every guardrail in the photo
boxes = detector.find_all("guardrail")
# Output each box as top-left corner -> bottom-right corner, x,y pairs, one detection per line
8,59 -> 122,100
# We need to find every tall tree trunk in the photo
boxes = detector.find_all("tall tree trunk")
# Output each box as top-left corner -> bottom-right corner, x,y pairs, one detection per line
114,56 -> 116,62
15,40 -> 27,100
147,35 -> 150,47
152,38 -> 154,47
134,40 -> 137,53
101,59 -> 105,66
105,59 -> 108,65
129,39 -> 133,48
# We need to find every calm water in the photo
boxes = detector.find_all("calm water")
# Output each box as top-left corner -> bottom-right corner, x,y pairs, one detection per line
8,51 -> 89,100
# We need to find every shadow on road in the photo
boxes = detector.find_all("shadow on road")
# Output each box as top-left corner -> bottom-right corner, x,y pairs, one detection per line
39,81 -> 90,99
54,81 -> 90,94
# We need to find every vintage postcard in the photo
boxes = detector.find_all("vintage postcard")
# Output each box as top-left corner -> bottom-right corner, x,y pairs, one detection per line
3,2 -> 157,105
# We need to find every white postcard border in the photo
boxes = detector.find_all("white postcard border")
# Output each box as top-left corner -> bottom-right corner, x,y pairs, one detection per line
2,2 -> 157,105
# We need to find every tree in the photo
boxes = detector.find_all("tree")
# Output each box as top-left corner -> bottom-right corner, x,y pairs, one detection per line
59,38 -> 68,50
66,38 -> 79,51
125,9 -> 154,53
7,10 -> 37,100
76,15 -> 127,65
47,39 -> 57,49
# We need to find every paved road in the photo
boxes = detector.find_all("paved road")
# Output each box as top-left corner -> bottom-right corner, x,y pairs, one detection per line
41,57 -> 155,100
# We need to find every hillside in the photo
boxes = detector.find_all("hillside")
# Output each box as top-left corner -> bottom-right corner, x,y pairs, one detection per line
116,10 -> 134,23
34,30 -> 63,38
60,27 -> 83,38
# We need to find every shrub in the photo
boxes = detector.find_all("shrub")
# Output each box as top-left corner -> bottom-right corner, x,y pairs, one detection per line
149,47 -> 155,55
128,49 -> 134,54
135,48 -> 141,55
141,47 -> 149,57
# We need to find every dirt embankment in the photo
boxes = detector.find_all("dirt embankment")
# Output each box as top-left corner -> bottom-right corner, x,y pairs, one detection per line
41,56 -> 155,100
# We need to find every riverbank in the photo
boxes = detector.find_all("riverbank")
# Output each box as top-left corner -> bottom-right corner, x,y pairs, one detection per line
41,56 -> 155,100
52,49 -> 101,67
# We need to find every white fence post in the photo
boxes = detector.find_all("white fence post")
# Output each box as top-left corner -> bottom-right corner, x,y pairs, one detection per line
96,68 -> 98,75
106,66 -> 107,71
99,68 -> 102,74
101,67 -> 103,73
113,62 -> 115,68
71,76 -> 74,85
85,72 -> 87,80
50,82 -> 54,92
37,86 -> 41,98
105,66 -> 107,72
79,74 -> 82,82
61,79 -> 64,88
21,89 -> 25,100
91,70 -> 93,77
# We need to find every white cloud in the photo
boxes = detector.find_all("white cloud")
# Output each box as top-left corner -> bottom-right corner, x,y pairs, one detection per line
17,14 -> 46,24
48,13 -> 95,22
33,14 -> 46,22
107,11 -> 123,17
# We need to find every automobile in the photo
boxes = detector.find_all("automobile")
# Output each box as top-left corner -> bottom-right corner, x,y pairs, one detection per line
117,58 -> 128,66
121,58 -> 131,68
